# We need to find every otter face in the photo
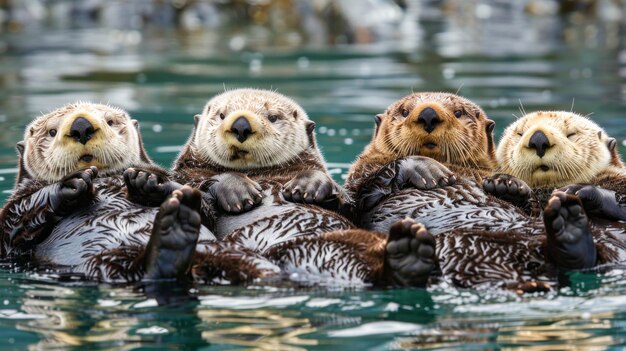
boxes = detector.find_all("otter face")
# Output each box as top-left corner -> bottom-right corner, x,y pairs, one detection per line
375,92 -> 496,169
21,103 -> 146,182
192,88 -> 314,170
497,111 -> 614,188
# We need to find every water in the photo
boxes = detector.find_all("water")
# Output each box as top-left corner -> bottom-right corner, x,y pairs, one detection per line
2,1 -> 626,349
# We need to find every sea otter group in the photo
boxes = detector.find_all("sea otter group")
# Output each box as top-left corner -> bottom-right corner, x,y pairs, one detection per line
3,89 -> 626,293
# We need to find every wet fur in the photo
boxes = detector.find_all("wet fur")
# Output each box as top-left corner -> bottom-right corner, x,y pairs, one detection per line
347,93 -> 626,287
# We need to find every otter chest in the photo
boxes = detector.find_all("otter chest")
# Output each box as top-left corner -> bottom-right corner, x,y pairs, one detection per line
362,182 -> 542,235
215,188 -> 353,253
35,179 -> 215,268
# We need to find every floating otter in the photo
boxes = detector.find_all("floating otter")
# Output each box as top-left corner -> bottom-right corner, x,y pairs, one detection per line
492,111 -> 626,219
346,92 -> 626,287
484,111 -> 626,274
165,88 -> 437,287
0,102 -> 271,283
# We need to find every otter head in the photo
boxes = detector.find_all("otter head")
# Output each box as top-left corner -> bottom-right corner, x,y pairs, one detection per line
17,102 -> 151,183
374,92 -> 496,169
497,111 -> 621,188
190,88 -> 315,170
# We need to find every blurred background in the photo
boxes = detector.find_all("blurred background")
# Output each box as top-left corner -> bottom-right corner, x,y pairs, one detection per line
2,2 -> 626,349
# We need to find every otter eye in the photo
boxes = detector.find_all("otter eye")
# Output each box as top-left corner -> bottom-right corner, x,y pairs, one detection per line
49,129 -> 57,137
567,132 -> 576,138
454,110 -> 462,118
268,114 -> 279,123
107,120 -> 114,126
516,132 -> 523,137
219,113 -> 225,120
401,109 -> 409,118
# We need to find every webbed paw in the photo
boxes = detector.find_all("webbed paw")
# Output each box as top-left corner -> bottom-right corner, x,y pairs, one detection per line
544,191 -> 596,271
144,185 -> 202,281
124,168 -> 180,206
282,170 -> 345,209
210,173 -> 263,214
394,156 -> 456,190
52,166 -> 97,215
384,218 -> 436,288
483,173 -> 532,205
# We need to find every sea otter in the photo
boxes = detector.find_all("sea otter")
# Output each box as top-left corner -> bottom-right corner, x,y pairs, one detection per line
346,92 -> 626,287
483,110 -> 626,274
0,102 -> 274,283
164,88 -> 437,288
491,111 -> 626,219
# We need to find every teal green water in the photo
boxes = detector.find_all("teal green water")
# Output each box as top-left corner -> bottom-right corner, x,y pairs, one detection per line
2,7 -> 626,350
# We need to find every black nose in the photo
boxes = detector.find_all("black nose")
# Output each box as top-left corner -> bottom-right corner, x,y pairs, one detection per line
230,116 -> 253,143
70,117 -> 96,145
416,107 -> 441,133
528,130 -> 551,157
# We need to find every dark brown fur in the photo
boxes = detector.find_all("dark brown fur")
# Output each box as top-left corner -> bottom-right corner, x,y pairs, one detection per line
173,146 -> 326,190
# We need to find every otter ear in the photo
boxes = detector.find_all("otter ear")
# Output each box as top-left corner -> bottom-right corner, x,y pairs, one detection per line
373,114 -> 383,137
485,119 -> 496,160
486,119 -> 495,134
15,142 -> 30,184
607,137 -> 624,167
306,121 -> 316,134
194,114 -> 201,128
15,141 -> 25,157
608,137 -> 617,152
130,120 -> 153,164
293,110 -> 298,119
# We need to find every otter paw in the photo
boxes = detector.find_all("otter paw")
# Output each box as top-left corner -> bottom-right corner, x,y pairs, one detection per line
557,184 -> 625,220
52,166 -> 98,215
385,218 -> 435,288
283,170 -> 344,206
483,173 -> 532,204
544,191 -> 596,271
210,173 -> 263,214
124,168 -> 180,206
144,185 -> 202,281
395,156 -> 456,190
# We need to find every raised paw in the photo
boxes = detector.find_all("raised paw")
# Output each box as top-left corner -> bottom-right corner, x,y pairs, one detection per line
395,156 -> 456,190
384,218 -> 436,288
483,173 -> 535,214
124,168 -> 180,206
144,185 -> 202,281
52,166 -> 98,215
210,173 -> 263,214
282,170 -> 345,208
544,191 -> 596,271
483,173 -> 531,202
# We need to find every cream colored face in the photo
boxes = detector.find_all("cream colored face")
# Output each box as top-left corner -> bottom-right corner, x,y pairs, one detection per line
22,103 -> 144,182
192,88 -> 312,170
376,92 -> 495,168
497,111 -> 612,188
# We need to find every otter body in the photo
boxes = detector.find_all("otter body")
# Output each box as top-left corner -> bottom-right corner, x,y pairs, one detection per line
172,88 -> 353,241
0,102 -> 223,283
4,174 -> 215,281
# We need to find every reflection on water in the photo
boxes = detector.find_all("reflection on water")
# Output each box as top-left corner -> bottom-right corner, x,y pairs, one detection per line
1,0 -> 626,349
